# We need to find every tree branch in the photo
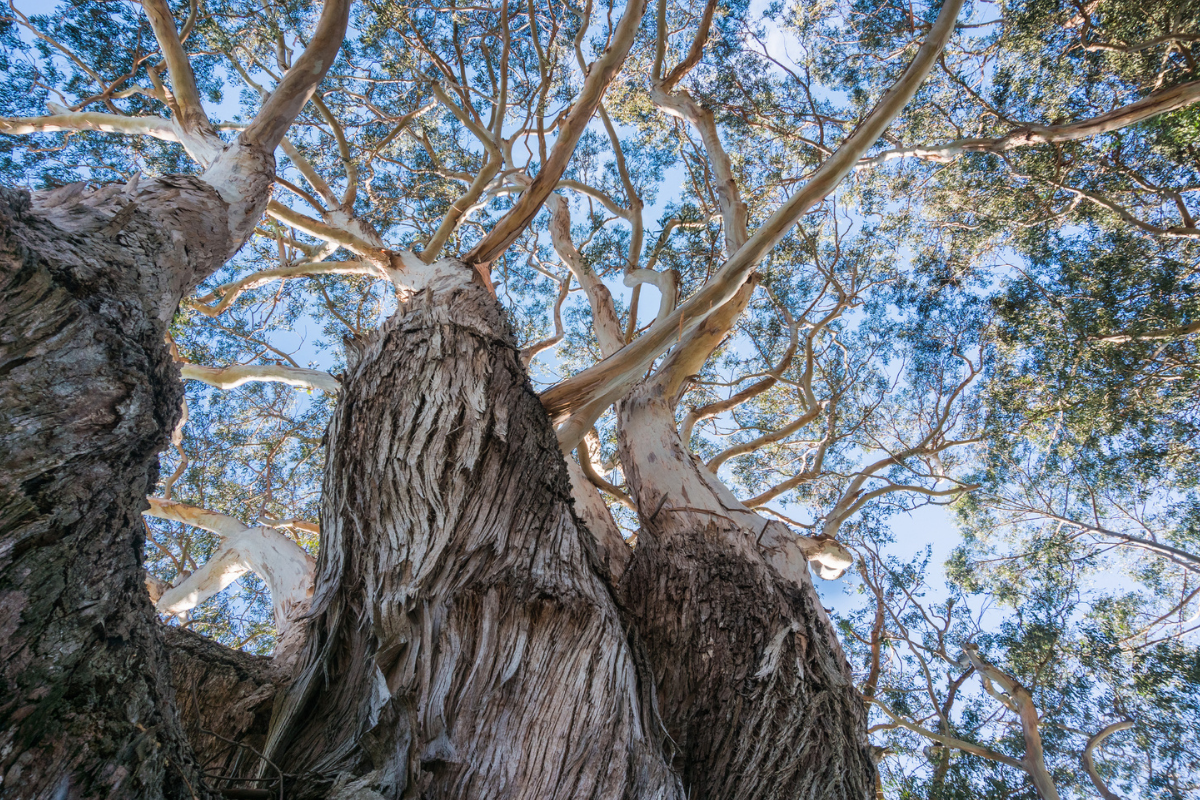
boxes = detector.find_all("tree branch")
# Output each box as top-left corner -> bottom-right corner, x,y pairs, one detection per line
238,0 -> 352,154
859,80 -> 1200,167
140,0 -> 215,143
0,108 -> 179,142
192,260 -> 379,317
463,0 -> 648,265
180,362 -> 341,394
1082,720 -> 1133,800
542,0 -> 964,449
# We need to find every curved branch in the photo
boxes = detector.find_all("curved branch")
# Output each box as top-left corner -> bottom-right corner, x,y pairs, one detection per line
145,498 -> 315,659
867,697 -> 1025,771
266,200 -> 389,262
1082,720 -> 1133,800
963,644 -> 1060,800
141,0 -> 214,142
146,497 -> 248,538
180,362 -> 340,394
521,276 -> 569,366
545,192 -> 625,356
707,406 -> 823,473
192,260 -> 379,317
623,268 -> 678,325
578,434 -> 635,510
658,0 -> 718,91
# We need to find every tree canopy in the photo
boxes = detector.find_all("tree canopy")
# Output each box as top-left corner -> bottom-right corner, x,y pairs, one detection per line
1,0 -> 1197,795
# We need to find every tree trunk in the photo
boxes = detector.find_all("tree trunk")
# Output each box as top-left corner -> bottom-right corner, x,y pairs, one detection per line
163,626 -> 278,788
615,386 -> 877,799
0,179 -> 240,799
0,167 -> 878,798
262,265 -> 680,799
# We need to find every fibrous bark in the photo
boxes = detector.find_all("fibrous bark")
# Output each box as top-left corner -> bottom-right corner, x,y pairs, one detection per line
263,265 -> 680,799
616,387 -> 877,799
0,177 -> 245,798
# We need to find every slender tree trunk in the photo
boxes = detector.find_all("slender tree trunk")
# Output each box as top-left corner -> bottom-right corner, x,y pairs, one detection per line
0,178 -> 245,799
615,387 -> 877,799
262,265 -> 680,799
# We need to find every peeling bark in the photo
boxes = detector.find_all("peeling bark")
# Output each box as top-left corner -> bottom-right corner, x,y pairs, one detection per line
615,385 -> 877,799
263,267 -> 680,799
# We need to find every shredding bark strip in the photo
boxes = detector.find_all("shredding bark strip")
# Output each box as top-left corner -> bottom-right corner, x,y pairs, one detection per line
262,271 -> 681,799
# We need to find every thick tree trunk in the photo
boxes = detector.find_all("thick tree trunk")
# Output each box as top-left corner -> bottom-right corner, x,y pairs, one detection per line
163,627 -> 278,788
0,180 -> 241,799
263,265 -> 680,799
615,387 -> 877,799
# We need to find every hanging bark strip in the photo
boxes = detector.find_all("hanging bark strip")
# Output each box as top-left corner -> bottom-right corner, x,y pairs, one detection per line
262,264 -> 681,799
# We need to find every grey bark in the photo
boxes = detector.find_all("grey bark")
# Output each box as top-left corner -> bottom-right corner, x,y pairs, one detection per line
262,270 -> 680,799
0,174 -> 263,798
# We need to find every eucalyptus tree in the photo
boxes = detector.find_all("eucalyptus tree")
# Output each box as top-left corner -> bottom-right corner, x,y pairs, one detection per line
1,0 -> 1198,798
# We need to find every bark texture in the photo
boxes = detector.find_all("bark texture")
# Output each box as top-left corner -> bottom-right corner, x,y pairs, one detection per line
264,268 -> 680,799
0,178 -> 246,799
163,627 -> 278,786
616,388 -> 877,800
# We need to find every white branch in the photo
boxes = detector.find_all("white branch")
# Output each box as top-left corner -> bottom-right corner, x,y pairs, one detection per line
192,260 -> 379,316
1082,720 -> 1133,800
180,362 -> 340,394
0,108 -> 179,142
623,269 -> 678,325
144,498 -> 316,658
963,644 -> 1060,800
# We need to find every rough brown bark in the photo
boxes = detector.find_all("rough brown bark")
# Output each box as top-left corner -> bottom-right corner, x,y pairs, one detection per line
616,387 -> 877,799
163,626 -> 277,784
0,177 -> 252,798
262,266 -> 680,799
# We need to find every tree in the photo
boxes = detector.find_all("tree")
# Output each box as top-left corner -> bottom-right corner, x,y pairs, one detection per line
1,0 -> 1197,797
